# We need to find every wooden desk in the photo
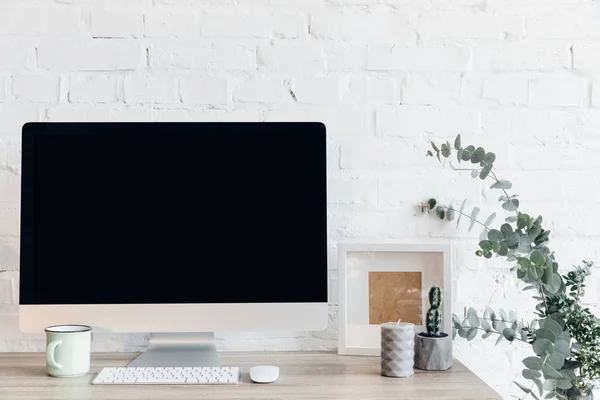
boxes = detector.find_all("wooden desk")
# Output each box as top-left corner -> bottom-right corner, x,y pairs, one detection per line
0,352 -> 501,400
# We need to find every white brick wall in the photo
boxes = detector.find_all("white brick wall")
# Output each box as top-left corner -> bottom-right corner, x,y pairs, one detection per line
69,75 -> 120,103
12,75 -> 61,103
124,75 -> 178,104
144,11 -> 196,38
90,10 -> 144,38
234,79 -> 286,103
180,78 -> 229,105
1,1 -> 600,399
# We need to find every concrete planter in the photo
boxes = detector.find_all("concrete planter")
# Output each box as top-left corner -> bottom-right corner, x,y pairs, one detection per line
414,333 -> 452,371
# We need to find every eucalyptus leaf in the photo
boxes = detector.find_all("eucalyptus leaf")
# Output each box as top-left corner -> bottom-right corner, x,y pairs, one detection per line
541,318 -> 563,336
481,319 -> 492,332
482,331 -> 493,339
545,273 -> 562,294
523,369 -> 542,380
529,222 -> 542,240
536,328 -> 557,342
466,327 -> 477,341
523,357 -> 542,370
456,148 -> 463,163
471,147 -> 485,163
502,328 -> 516,341
479,240 -> 492,251
483,306 -> 493,319
547,353 -> 565,370
509,310 -> 517,323
504,232 -> 519,248
502,199 -> 520,211
499,223 -> 512,234
505,216 -> 518,223
533,378 -> 543,397
441,145 -> 450,158
544,391 -> 557,399
431,142 -> 439,152
498,242 -> 508,256
483,213 -> 496,228
452,314 -> 463,329
479,163 -> 493,180
542,265 -> 553,285
533,339 -> 555,356
492,241 -> 501,253
517,214 -> 529,230
543,379 -> 556,391
484,152 -> 496,165
561,368 -> 576,381
428,198 -> 437,210
491,180 -> 512,190
495,334 -> 503,345
499,309 -> 508,321
468,207 -> 480,232
556,379 -> 572,390
446,207 -> 455,221
548,314 -> 566,331
520,327 -> 529,341
531,251 -> 545,266
542,364 -> 563,380
553,339 -> 571,358
435,206 -> 445,220
454,134 -> 461,149
462,145 -> 473,161
467,307 -> 480,328
488,229 -> 503,242
514,381 -> 531,394
470,169 -> 479,178
493,320 -> 506,332
563,360 -> 582,370
457,199 -> 467,227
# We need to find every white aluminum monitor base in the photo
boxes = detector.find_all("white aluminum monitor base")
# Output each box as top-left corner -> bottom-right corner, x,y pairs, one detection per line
128,333 -> 220,368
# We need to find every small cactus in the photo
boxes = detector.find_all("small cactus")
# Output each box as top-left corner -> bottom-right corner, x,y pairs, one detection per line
426,286 -> 443,337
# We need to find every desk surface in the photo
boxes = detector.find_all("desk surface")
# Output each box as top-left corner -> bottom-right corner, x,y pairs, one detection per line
0,352 -> 501,400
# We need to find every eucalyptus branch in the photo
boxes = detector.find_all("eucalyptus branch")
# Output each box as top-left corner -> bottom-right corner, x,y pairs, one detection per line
519,355 -> 549,400
428,203 -> 491,232
423,134 -> 600,399
471,326 -> 529,344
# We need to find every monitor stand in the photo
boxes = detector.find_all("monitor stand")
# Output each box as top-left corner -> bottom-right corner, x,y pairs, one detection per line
127,333 -> 220,368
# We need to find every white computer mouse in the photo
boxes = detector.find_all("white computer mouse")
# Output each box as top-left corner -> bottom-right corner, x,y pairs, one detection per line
249,365 -> 279,383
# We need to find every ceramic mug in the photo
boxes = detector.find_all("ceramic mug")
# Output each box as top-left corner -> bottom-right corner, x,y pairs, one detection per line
45,325 -> 91,377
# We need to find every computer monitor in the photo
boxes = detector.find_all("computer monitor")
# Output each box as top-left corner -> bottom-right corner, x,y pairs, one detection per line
19,122 -> 328,367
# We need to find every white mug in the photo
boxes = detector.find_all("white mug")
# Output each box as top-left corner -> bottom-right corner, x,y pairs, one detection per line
45,325 -> 91,377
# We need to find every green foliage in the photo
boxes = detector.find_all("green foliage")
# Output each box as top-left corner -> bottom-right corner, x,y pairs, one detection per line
424,134 -> 600,400
425,286 -> 443,337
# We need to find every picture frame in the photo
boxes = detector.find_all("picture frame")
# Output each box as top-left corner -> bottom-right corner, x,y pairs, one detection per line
338,243 -> 452,356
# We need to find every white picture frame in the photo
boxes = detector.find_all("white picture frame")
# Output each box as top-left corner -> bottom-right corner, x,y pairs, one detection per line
338,243 -> 452,356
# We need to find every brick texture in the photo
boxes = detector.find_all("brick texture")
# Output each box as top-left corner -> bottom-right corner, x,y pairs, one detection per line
1,3 -> 599,400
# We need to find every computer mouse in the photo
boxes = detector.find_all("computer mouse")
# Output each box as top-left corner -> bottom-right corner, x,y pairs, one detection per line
249,365 -> 279,383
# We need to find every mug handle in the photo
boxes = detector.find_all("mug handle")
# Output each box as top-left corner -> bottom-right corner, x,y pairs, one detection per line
46,340 -> 63,370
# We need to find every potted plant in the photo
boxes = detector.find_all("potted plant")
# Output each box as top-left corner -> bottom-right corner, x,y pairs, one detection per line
421,135 -> 600,399
414,286 -> 452,371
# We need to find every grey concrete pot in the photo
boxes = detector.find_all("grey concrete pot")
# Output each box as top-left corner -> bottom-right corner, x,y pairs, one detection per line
414,333 -> 452,371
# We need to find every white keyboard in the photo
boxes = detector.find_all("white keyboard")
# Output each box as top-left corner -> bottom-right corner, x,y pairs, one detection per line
92,366 -> 240,385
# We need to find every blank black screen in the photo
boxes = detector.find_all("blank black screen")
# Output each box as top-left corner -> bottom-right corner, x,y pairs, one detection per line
20,123 -> 327,305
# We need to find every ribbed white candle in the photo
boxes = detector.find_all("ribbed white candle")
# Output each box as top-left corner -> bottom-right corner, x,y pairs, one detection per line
380,322 -> 415,378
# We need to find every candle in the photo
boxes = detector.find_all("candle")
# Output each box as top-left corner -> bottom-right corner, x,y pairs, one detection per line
381,321 -> 415,378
